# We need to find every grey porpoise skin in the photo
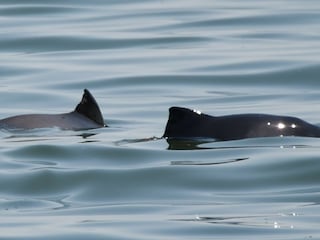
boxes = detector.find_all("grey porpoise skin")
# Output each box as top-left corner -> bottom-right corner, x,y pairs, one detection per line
163,107 -> 320,141
0,89 -> 105,130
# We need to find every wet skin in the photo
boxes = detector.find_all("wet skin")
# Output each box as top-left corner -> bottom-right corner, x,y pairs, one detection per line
0,89 -> 105,130
163,107 -> 320,141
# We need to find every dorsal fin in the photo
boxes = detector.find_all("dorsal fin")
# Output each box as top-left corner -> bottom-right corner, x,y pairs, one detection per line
75,89 -> 105,126
167,107 -> 203,123
163,107 -> 204,138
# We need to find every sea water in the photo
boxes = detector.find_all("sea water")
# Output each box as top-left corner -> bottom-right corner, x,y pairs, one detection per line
0,0 -> 320,239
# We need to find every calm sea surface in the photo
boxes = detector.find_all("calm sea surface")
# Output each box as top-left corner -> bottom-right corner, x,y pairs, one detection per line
1,0 -> 320,239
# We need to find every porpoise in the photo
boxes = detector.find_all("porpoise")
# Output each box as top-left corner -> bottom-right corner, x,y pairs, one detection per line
163,107 -> 320,141
0,89 -> 105,130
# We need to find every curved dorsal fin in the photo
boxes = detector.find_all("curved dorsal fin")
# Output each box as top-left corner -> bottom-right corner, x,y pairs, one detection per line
75,89 -> 105,126
167,107 -> 203,123
163,107 -> 203,138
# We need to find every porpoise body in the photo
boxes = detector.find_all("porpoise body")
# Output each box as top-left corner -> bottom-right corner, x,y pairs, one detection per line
0,89 -> 105,130
163,107 -> 320,141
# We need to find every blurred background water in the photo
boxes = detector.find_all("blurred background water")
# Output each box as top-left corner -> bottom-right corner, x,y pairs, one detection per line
1,0 -> 320,239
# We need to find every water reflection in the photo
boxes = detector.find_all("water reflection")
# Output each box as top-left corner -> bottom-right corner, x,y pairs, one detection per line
175,214 -> 296,229
166,138 -> 215,150
171,157 -> 248,166
166,137 -> 316,150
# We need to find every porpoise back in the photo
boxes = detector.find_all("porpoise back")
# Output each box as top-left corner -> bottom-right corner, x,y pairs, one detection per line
0,89 -> 105,130
163,107 -> 320,141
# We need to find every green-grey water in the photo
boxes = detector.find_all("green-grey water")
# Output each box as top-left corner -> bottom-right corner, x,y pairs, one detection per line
1,0 -> 320,239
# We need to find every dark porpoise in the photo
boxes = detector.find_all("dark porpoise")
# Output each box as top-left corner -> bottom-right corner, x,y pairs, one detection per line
0,89 -> 105,130
163,107 -> 320,141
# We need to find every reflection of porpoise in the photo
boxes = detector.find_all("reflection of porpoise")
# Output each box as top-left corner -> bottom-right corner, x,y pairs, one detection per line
163,107 -> 320,141
0,89 -> 105,130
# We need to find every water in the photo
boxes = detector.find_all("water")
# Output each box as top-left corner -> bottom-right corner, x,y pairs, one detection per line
0,0 -> 320,239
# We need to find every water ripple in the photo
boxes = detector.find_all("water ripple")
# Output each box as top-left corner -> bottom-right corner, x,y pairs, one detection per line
1,0 -> 320,239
